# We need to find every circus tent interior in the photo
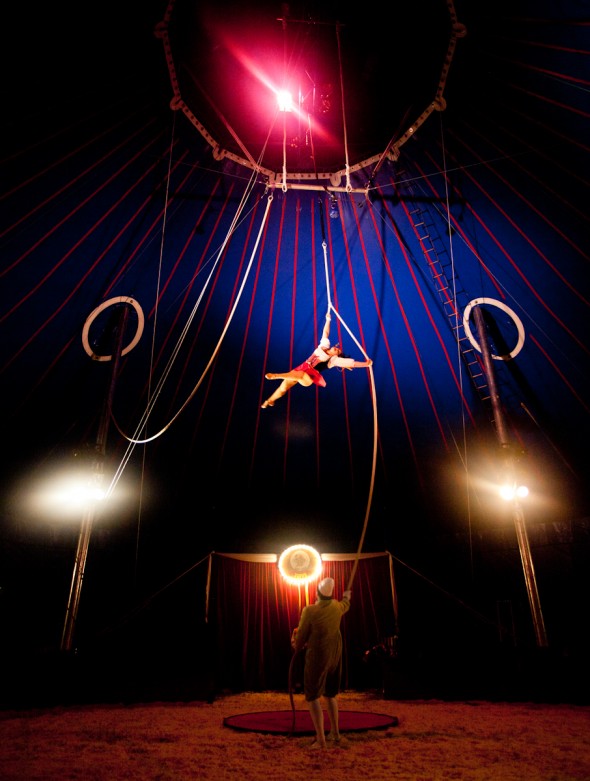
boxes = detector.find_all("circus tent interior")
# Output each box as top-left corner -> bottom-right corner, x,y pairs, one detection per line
1,0 -> 589,704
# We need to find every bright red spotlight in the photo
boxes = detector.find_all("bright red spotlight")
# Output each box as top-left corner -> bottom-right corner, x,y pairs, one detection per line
277,89 -> 293,111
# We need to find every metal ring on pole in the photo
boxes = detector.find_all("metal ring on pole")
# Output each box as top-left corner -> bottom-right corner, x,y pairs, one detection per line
82,296 -> 144,362
463,297 -> 525,361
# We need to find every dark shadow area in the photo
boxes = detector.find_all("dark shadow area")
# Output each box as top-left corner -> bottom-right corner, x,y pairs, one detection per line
2,640 -> 588,711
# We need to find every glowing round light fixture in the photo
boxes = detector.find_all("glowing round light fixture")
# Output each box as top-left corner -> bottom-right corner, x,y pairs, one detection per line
499,483 -> 529,501
277,90 -> 293,112
278,544 -> 322,586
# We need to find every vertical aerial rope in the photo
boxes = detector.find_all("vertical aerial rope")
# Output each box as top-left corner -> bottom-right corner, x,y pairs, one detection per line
281,110 -> 289,193
318,198 -> 332,313
335,23 -> 352,192
281,12 -> 289,191
288,197 -> 378,734
317,196 -> 378,591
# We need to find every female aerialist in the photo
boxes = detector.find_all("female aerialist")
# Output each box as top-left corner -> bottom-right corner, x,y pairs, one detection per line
261,312 -> 372,408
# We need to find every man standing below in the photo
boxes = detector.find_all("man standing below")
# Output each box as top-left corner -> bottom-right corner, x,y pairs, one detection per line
291,577 -> 352,749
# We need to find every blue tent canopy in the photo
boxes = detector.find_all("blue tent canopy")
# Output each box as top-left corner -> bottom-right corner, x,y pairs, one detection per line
1,0 -> 588,672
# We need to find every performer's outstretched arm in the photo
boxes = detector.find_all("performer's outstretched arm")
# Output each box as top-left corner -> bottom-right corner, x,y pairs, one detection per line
321,311 -> 331,342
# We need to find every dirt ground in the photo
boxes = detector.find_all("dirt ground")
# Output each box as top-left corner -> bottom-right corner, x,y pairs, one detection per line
1,690 -> 590,780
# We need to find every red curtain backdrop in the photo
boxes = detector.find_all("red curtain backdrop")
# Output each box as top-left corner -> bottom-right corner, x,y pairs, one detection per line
206,552 -> 397,691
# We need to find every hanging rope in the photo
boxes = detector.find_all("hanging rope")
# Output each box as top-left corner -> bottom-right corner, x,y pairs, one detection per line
280,10 -> 290,192
330,280 -> 378,593
107,77 -> 283,494
127,195 -> 271,443
317,197 -> 332,312
335,23 -> 352,192
316,195 -> 377,591
345,372 -> 377,589
281,107 -> 289,192
287,196 -> 379,735
104,182 -> 273,502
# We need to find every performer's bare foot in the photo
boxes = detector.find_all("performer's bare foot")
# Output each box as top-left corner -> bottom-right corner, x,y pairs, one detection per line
309,740 -> 327,750
261,399 -> 274,409
265,373 -> 277,380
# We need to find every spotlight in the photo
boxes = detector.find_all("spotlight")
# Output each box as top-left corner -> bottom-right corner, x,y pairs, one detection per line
277,90 -> 293,112
278,544 -> 323,586
499,483 -> 529,501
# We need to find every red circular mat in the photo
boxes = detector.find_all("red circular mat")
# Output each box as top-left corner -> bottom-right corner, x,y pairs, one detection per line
223,709 -> 399,735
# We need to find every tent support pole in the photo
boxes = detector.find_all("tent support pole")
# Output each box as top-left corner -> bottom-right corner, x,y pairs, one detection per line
60,306 -> 128,652
473,305 -> 548,648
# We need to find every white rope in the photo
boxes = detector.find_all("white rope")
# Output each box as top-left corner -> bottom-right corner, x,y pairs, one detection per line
320,196 -> 378,588
336,24 -> 352,193
321,239 -> 332,312
105,187 -> 273,499
346,361 -> 378,591
282,111 -> 288,192
134,196 -> 272,447
103,91 -> 282,501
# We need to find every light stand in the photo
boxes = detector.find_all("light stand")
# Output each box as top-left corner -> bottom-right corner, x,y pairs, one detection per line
60,306 -> 128,652
473,305 -> 548,647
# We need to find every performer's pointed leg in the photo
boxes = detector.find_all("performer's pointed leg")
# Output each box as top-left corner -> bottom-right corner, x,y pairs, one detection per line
261,379 -> 297,408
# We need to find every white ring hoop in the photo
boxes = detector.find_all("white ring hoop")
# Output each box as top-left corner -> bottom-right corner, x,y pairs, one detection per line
462,297 -> 525,361
82,296 -> 144,362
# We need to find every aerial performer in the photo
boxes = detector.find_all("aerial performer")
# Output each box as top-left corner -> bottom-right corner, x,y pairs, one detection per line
261,311 -> 372,408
